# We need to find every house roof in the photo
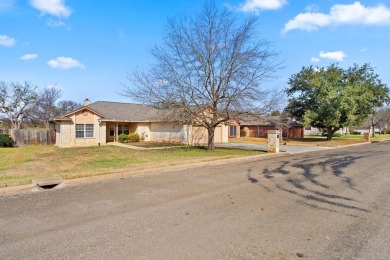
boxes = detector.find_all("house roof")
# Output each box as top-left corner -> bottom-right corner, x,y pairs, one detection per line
55,101 -> 175,122
239,115 -> 303,127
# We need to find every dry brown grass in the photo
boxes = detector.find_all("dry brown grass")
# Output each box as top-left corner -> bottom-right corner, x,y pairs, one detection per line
0,145 -> 262,188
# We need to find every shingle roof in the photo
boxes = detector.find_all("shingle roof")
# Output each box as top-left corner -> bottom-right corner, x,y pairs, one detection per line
85,101 -> 167,122
239,115 -> 303,126
55,101 -> 178,122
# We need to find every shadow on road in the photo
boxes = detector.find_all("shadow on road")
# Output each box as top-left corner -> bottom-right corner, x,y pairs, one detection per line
245,149 -> 382,215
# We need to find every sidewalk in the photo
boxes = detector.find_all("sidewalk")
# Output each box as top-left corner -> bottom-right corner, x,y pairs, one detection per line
216,142 -> 328,153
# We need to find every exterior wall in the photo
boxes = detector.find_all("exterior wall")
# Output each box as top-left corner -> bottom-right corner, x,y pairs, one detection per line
191,125 -> 208,144
221,124 -> 229,143
214,126 -> 222,143
135,123 -> 151,141
304,126 -> 322,136
190,124 -> 228,144
241,125 -> 275,138
241,125 -> 304,138
55,109 -> 105,147
304,126 -> 349,136
55,115 -> 228,147
286,126 -> 304,138
150,122 -> 184,143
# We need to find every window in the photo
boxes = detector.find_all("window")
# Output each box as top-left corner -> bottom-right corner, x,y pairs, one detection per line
118,125 -> 129,135
229,125 -> 237,137
109,125 -> 115,136
75,124 -> 94,138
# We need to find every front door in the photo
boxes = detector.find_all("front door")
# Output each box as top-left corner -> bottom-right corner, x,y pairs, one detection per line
106,124 -> 115,142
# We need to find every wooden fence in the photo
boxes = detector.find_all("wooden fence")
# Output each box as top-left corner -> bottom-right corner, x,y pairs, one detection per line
0,129 -> 55,146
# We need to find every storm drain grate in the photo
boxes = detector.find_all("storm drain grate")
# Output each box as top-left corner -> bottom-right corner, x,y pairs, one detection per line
32,177 -> 63,190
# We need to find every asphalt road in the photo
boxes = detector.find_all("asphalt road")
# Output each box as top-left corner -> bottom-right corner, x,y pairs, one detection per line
1,142 -> 389,259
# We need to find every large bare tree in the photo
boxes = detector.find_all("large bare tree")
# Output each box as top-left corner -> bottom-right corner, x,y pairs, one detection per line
32,86 -> 62,127
0,81 -> 39,129
123,2 -> 282,150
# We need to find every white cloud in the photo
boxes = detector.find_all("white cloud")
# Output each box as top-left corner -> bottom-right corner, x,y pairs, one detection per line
30,0 -> 72,18
319,51 -> 346,62
0,0 -> 15,11
48,57 -> 85,70
240,0 -> 286,13
47,19 -> 66,27
283,1 -> 390,32
305,5 -> 320,13
20,53 -> 38,61
0,35 -> 15,47
311,57 -> 320,63
360,47 -> 368,52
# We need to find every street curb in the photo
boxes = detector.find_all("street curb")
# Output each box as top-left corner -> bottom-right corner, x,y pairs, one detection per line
0,152 -> 291,197
2,140 -> 384,197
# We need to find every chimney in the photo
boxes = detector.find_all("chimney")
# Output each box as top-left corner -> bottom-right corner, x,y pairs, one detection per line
83,98 -> 90,106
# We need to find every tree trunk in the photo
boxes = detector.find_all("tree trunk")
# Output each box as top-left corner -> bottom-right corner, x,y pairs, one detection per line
372,125 -> 375,137
326,127 -> 333,141
207,126 -> 216,150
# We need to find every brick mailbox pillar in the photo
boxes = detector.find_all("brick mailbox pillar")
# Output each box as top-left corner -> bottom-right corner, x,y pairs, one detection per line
267,130 -> 280,153
364,132 -> 370,142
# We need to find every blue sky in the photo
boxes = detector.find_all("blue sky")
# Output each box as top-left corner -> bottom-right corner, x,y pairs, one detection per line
1,0 -> 390,104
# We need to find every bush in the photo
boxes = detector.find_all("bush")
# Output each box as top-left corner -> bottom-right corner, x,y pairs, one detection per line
350,131 -> 361,135
118,134 -> 129,143
386,129 -> 390,135
0,134 -> 15,147
240,129 -> 247,137
128,133 -> 140,142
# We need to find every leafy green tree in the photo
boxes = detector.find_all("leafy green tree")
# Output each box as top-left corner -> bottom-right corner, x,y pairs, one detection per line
285,64 -> 389,140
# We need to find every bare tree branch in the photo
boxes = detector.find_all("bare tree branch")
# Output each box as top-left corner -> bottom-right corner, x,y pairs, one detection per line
122,2 -> 282,150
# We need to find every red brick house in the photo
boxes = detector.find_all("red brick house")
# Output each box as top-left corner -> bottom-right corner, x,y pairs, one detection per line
229,116 -> 304,139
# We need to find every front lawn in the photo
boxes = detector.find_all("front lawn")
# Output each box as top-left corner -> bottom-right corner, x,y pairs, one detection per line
0,145 -> 262,188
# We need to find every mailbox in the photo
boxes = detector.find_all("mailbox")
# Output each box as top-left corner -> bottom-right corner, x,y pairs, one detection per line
267,130 -> 280,153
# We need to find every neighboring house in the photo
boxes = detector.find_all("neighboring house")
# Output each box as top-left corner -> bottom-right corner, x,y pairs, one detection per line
228,116 -> 304,139
50,101 -> 229,148
304,126 -> 350,136
349,126 -> 380,134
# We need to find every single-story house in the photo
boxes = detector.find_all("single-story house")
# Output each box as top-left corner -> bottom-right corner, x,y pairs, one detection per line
304,126 -> 350,136
228,116 -> 305,139
50,100 -> 229,148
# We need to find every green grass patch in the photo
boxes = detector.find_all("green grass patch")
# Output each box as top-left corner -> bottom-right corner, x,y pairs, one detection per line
0,145 -> 262,188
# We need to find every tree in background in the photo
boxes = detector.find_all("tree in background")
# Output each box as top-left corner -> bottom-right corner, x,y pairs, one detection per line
33,86 -> 62,127
0,81 -> 39,129
56,100 -> 82,115
285,64 -> 389,140
123,2 -> 282,150
367,107 -> 390,136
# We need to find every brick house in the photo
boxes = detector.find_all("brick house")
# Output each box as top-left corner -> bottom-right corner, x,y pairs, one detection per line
228,116 -> 304,139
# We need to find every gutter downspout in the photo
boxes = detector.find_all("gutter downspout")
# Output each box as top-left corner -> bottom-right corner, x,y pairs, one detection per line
98,119 -> 101,146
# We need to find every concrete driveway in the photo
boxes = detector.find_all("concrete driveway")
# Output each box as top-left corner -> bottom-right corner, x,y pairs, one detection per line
216,142 -> 328,153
